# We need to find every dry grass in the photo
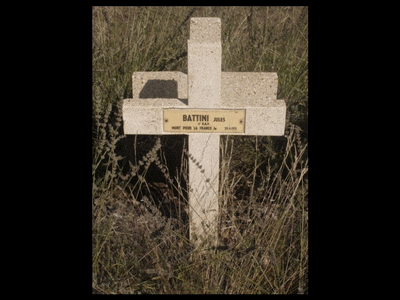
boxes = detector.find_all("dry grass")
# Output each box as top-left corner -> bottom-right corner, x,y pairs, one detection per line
92,6 -> 308,294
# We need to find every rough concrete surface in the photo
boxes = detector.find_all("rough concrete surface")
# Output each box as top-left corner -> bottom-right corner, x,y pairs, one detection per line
122,17 -> 286,247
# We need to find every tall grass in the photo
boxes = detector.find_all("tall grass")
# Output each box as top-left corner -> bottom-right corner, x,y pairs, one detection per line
92,6 -> 308,294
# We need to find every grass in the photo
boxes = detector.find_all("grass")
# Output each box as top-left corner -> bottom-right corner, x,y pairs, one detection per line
92,6 -> 308,294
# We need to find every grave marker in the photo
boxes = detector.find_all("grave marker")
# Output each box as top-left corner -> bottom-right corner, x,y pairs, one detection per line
123,18 -> 286,247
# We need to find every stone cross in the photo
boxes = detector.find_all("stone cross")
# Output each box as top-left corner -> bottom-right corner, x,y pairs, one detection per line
123,18 -> 286,247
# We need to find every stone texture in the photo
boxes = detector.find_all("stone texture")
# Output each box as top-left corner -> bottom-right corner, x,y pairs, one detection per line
187,18 -> 221,246
245,103 -> 286,136
188,134 -> 219,242
188,41 -> 221,108
189,18 -> 221,42
132,71 -> 187,100
123,71 -> 285,136
122,17 -> 286,248
221,72 -> 278,105
188,18 -> 221,108
123,71 -> 187,135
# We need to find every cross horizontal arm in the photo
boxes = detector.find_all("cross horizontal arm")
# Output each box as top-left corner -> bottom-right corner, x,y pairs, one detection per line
123,72 -> 285,136
123,103 -> 285,135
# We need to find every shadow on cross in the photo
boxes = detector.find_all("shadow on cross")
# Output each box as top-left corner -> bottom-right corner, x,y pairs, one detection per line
139,79 -> 188,105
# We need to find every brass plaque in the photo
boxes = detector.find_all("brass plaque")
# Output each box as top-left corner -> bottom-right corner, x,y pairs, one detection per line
163,109 -> 245,133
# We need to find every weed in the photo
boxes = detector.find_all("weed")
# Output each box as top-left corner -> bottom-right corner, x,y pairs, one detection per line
92,6 -> 308,294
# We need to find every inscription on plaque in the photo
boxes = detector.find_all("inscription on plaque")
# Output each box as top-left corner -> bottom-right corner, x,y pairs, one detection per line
163,109 -> 245,133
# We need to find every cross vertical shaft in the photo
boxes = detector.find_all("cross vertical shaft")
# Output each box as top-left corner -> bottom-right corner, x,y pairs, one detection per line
187,18 -> 221,246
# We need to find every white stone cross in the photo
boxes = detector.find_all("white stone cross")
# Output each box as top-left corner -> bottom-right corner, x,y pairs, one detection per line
123,18 -> 286,247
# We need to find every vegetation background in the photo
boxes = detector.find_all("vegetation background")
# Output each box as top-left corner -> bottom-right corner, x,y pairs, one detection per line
92,6 -> 308,294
